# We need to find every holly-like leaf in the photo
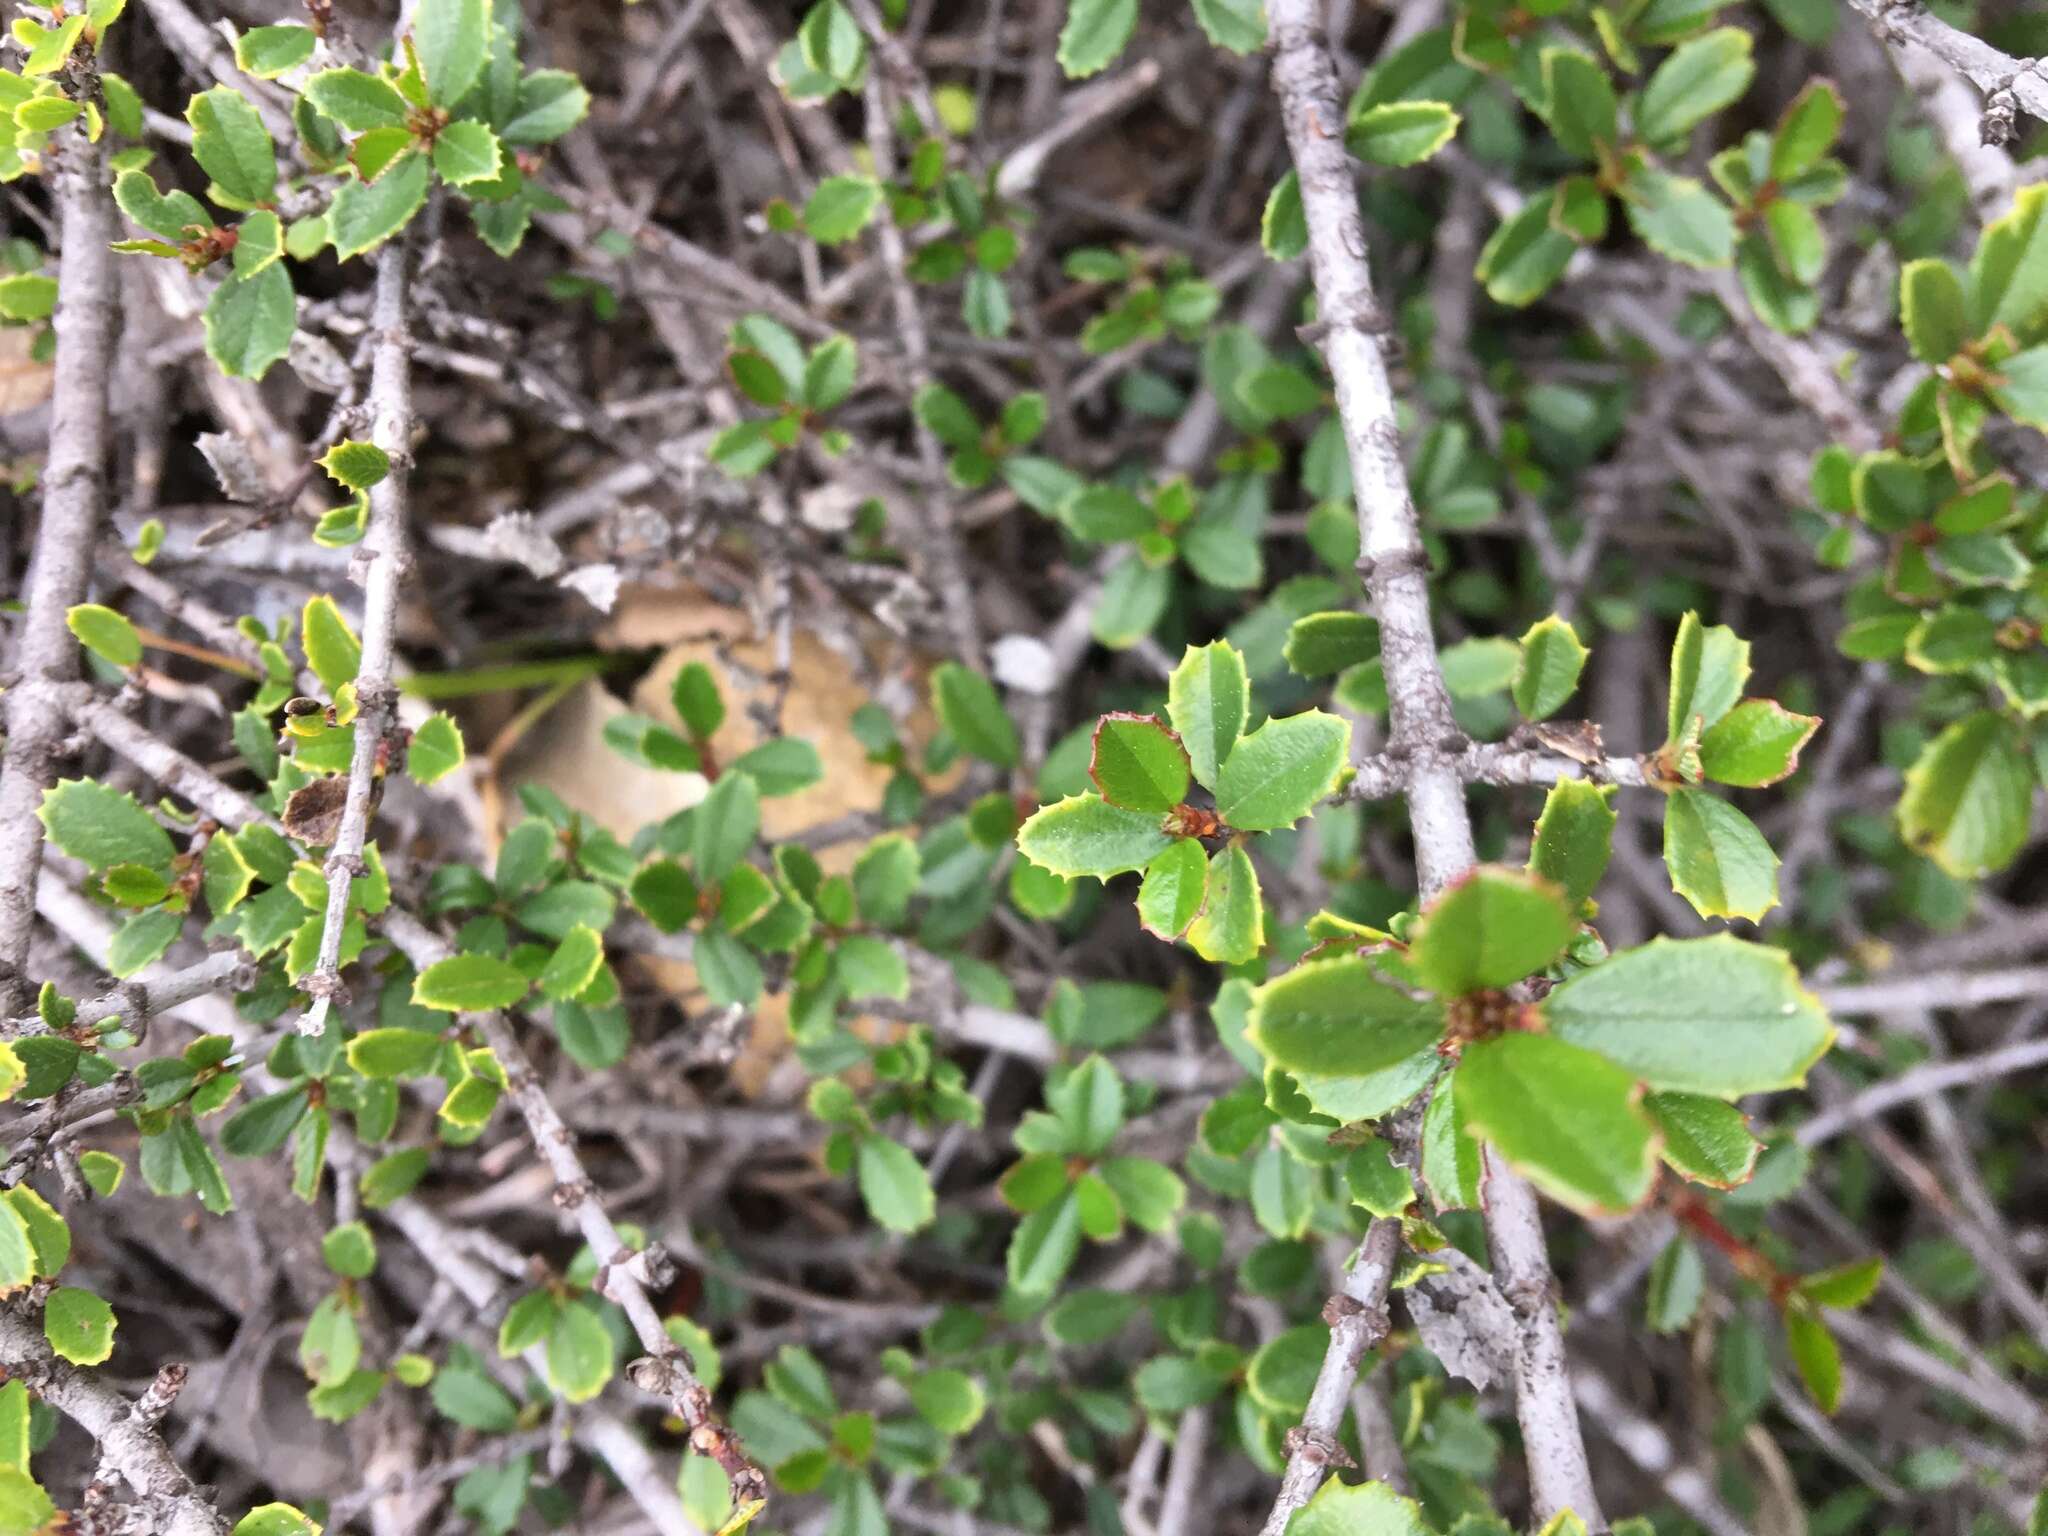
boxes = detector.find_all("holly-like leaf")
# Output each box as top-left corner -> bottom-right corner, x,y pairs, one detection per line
1540,934 -> 1833,1096
1454,1033 -> 1658,1215
500,70 -> 589,144
1136,838 -> 1207,940
304,69 -> 410,131
1283,613 -> 1378,676
235,24 -> 317,78
66,604 -> 140,669
413,0 -> 489,107
1247,956 -> 1444,1076
1407,865 -> 1576,996
1635,27 -> 1754,144
1215,710 -> 1350,831
1622,167 -> 1735,268
856,1136 -> 934,1234
1184,843 -> 1262,964
1168,641 -> 1248,791
1089,714 -> 1190,813
1016,793 -> 1171,879
411,955 -> 530,1013
1513,615 -> 1588,721
204,263 -> 295,381
1284,1472 -> 1432,1536
1698,699 -> 1819,787
113,170 -> 210,239
537,925 -> 603,1002
1663,787 -> 1779,921
932,662 -> 1019,769
330,153 -> 432,261
1346,100 -> 1460,167
1645,1091 -> 1760,1187
1667,612 -> 1751,745
1527,778 -> 1615,909
803,176 -> 883,244
301,595 -> 361,694
39,780 -> 173,873
1057,0 -> 1136,78
431,119 -> 501,185
1899,709 -> 2032,879
406,712 -> 465,785
187,87 -> 277,203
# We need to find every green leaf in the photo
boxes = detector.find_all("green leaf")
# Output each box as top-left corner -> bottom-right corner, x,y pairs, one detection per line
1008,1189 -> 1083,1295
1136,838 -> 1206,940
412,955 -> 530,1013
1645,1091 -> 1759,1186
1513,615 -> 1587,720
1191,0 -> 1264,52
1968,183 -> 2048,338
1623,167 -> 1735,268
1184,842 -> 1262,964
1057,0 -> 1136,78
835,934 -> 908,1001
1770,78 -> 1843,179
304,68 -> 410,131
1477,196 -> 1576,307
431,119 -> 501,185
347,1027 -> 446,1078
1899,258 -> 1967,366
1284,613 -> 1377,677
1016,793 -> 1171,879
14,14 -> 85,76
1541,933 -> 1833,1095
39,779 -> 173,872
1898,710 -> 2033,878
931,663 -> 1019,769
546,1299 -> 614,1403
1167,642 -> 1248,791
302,595 -> 362,693
501,69 -> 589,144
1248,956 -> 1444,1076
1409,866 -> 1576,996
187,87 -> 276,202
1261,170 -> 1307,260
0,275 -> 55,324
204,262 -> 295,381
169,1115 -> 234,1214
1284,1474 -> 1432,1536
1663,788 -> 1779,921
671,661 -> 725,737
1528,779 -> 1615,909
1635,27 -> 1754,143
414,0 -> 489,106
856,1136 -> 934,1233
1646,1237 -> 1705,1333
803,176 -> 883,243
538,924 -> 603,1002
1666,611 -> 1749,744
1785,1309 -> 1842,1413
1215,710 -> 1350,831
1989,345 -> 2048,428
1088,714 -> 1190,813
330,153 -> 432,261
1455,1033 -> 1657,1214
113,169 -> 209,238
691,771 -> 760,885
235,24 -> 317,78
1540,48 -> 1615,160
0,1471 -> 54,1536
361,1147 -> 430,1208
66,604 -> 140,669
909,1368 -> 985,1435
407,712 -> 465,785
231,209 -> 284,278
803,334 -> 857,411
1346,100 -> 1460,167
1798,1257 -> 1882,1310
1698,699 -> 1819,787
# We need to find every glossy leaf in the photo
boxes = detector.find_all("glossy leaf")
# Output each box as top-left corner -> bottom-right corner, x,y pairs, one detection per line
1168,641 -> 1248,790
1016,793 -> 1171,879
1663,787 -> 1779,921
1247,956 -> 1444,1076
1455,1034 -> 1658,1215
1089,714 -> 1189,812
1407,866 -> 1576,996
1215,711 -> 1350,831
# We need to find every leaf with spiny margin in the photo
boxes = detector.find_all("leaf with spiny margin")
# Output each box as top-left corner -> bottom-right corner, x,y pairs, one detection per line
187,87 -> 276,203
500,69 -> 589,145
1455,1033 -> 1658,1215
1247,955 -> 1444,1076
1898,709 -> 2032,878
1663,787 -> 1779,921
1283,612 -> 1378,676
413,0 -> 489,107
1698,699 -> 1819,787
39,780 -> 174,873
1184,843 -> 1261,964
538,924 -> 603,1002
1017,793 -> 1171,879
1283,1465 -> 1433,1536
1408,866 -> 1575,996
1540,934 -> 1834,1096
431,118 -> 501,185
1513,615 -> 1588,721
329,152 -> 432,260
1645,1091 -> 1760,1187
304,68 -> 410,131
1089,714 -> 1189,813
231,209 -> 283,278
113,168 -> 209,238
301,595 -> 361,694
1666,611 -> 1750,746
1168,641 -> 1248,791
406,712 -> 465,786
1527,778 -> 1615,910
204,263 -> 295,381
1136,837 -> 1206,941
1215,710 -> 1350,831
235,24 -> 316,78
411,954 -> 530,1013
